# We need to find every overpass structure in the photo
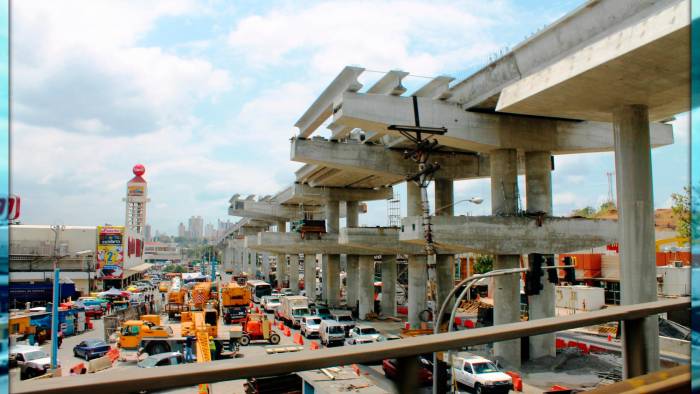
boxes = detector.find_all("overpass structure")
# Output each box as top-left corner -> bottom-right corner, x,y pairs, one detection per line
220,0 -> 687,378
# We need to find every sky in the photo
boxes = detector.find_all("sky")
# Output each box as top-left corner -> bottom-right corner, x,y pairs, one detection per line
10,0 -> 690,235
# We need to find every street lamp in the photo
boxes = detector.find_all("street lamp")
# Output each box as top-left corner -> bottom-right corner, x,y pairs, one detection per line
49,224 -> 65,372
75,250 -> 94,294
433,197 -> 483,215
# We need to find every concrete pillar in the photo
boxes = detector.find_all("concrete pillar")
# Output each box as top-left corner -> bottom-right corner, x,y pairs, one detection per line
525,151 -> 556,359
406,181 -> 427,329
261,253 -> 270,283
346,255 -> 359,310
358,255 -> 375,319
289,254 -> 300,293
613,104 -> 659,377
408,255 -> 427,329
325,201 -> 341,307
276,253 -> 287,288
346,201 -> 360,309
321,255 -> 329,302
247,250 -> 257,278
490,148 -> 521,367
304,253 -> 316,302
381,255 -> 397,316
435,179 -> 455,316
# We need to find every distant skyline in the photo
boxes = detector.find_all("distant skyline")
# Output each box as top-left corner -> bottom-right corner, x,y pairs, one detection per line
10,0 -> 689,234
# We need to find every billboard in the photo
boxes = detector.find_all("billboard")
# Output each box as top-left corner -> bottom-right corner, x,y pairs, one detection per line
127,184 -> 145,196
96,225 -> 125,279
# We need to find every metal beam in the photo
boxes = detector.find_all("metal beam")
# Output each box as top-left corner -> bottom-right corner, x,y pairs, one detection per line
13,298 -> 688,394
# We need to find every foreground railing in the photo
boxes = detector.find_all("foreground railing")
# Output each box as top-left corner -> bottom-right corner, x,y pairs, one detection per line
12,298 -> 689,394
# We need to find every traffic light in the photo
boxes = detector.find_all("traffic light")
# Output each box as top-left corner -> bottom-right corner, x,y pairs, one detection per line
546,255 -> 558,284
525,254 -> 544,295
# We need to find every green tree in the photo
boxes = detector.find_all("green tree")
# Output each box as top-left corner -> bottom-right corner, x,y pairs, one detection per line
473,254 -> 493,274
571,206 -> 595,218
163,264 -> 185,273
671,186 -> 690,239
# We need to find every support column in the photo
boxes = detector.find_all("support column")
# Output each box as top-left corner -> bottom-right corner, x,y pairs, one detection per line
435,179 -> 455,316
407,181 -> 426,329
247,250 -> 257,279
346,201 -> 360,310
261,253 -> 270,283
304,253 -> 316,302
289,254 -> 300,293
490,148 -> 521,367
276,220 -> 287,288
525,151 -> 556,359
381,255 -> 397,316
325,201 -> 341,307
613,104 -> 659,377
358,255 -> 375,319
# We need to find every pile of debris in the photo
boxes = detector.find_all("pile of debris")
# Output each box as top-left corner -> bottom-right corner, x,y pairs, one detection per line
456,299 -> 492,314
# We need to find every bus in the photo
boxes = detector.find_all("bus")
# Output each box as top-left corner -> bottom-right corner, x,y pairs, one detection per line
246,280 -> 272,303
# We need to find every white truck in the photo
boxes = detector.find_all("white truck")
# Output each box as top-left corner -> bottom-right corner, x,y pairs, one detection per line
278,295 -> 309,328
450,352 -> 512,394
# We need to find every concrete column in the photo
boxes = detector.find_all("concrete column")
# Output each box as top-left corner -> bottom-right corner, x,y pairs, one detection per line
346,255 -> 359,310
325,201 -> 341,307
304,253 -> 316,302
289,254 -> 300,293
525,151 -> 556,359
358,255 -> 375,319
261,253 -> 270,283
346,201 -> 360,309
247,250 -> 257,278
490,148 -> 521,367
381,255 -> 397,316
435,179 -> 455,317
406,181 -> 427,329
276,253 -> 287,288
613,104 -> 659,377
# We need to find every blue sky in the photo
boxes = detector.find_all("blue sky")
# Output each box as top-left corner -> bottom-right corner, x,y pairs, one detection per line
10,0 -> 689,235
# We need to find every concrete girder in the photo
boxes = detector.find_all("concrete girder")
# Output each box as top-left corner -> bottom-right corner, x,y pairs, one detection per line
334,92 -> 673,154
247,232 -> 380,256
339,227 -> 424,255
275,182 -> 393,205
296,66 -> 364,138
399,216 -> 617,255
496,1 -> 689,122
292,138 -> 489,181
448,0 -> 680,110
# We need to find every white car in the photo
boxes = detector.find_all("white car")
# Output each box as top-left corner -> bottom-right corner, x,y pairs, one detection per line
12,347 -> 58,380
261,295 -> 281,312
300,316 -> 322,338
348,325 -> 382,342
451,353 -> 512,394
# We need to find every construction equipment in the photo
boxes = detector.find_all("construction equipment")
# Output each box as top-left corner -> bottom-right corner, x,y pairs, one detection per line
239,313 -> 281,346
190,282 -> 213,311
165,288 -> 189,319
221,282 -> 251,324
655,237 -> 689,252
291,219 -> 326,240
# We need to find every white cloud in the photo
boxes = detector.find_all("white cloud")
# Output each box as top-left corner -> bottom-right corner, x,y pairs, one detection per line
228,1 -> 504,78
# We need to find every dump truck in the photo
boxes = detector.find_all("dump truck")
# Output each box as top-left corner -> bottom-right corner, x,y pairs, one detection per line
165,288 -> 189,319
221,282 -> 251,324
117,314 -> 240,361
278,296 -> 309,328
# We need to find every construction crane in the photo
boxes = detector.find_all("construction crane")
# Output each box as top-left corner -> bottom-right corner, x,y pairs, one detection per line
655,237 -> 689,252
181,309 -> 218,393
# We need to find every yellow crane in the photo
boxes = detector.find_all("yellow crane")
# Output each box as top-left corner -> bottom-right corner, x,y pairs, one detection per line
655,237 -> 688,252
181,309 -> 218,393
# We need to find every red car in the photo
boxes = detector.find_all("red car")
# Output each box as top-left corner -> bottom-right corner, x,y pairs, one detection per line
382,356 -> 433,385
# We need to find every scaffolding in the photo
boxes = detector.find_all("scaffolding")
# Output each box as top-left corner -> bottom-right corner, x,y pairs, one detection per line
387,193 -> 401,227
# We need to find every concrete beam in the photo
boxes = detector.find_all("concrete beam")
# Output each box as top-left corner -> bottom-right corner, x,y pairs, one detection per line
292,137 -> 488,180
339,227 -> 425,255
248,232 -> 380,256
399,216 -> 617,255
333,92 -> 673,154
229,196 -> 306,221
276,182 -> 393,205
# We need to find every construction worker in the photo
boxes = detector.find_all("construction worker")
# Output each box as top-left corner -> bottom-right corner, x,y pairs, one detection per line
184,336 -> 195,363
209,338 -> 216,360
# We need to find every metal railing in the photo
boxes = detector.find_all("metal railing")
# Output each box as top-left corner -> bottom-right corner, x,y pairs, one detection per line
12,298 -> 689,394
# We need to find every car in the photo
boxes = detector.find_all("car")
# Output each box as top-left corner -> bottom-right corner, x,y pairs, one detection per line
308,305 -> 332,320
300,316 -> 322,338
137,352 -> 185,368
261,295 -> 281,312
318,320 -> 345,347
376,334 -> 401,342
382,355 -> 434,386
451,353 -> 512,394
331,313 -> 356,336
13,347 -> 57,380
73,339 -> 111,361
345,337 -> 375,345
279,288 -> 295,296
348,325 -> 382,342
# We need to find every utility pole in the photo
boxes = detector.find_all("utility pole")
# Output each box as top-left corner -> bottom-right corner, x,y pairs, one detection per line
49,224 -> 65,372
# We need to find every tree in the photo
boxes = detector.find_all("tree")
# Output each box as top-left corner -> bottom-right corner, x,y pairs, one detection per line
163,264 -> 185,273
571,206 -> 595,218
671,186 -> 690,239
473,254 -> 493,274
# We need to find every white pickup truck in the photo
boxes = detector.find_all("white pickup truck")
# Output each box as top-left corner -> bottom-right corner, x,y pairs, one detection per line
450,353 -> 512,394
278,295 -> 309,328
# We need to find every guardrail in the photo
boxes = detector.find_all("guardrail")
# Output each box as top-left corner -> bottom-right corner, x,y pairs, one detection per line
12,298 -> 689,394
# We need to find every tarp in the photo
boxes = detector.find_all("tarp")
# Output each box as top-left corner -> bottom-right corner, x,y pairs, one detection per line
99,288 -> 129,298
124,263 -> 153,276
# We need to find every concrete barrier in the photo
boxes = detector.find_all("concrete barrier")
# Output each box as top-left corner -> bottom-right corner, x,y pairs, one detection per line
88,355 -> 113,373
659,336 -> 690,356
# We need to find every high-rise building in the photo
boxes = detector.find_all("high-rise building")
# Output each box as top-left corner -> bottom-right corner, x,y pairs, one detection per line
205,223 -> 215,240
188,216 -> 204,240
178,222 -> 186,238
144,224 -> 152,242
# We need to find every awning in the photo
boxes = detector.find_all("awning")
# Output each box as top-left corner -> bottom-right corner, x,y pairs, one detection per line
124,263 -> 153,277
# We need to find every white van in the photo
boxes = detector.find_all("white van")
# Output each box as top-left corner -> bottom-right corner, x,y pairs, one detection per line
318,320 -> 345,347
451,352 -> 512,394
